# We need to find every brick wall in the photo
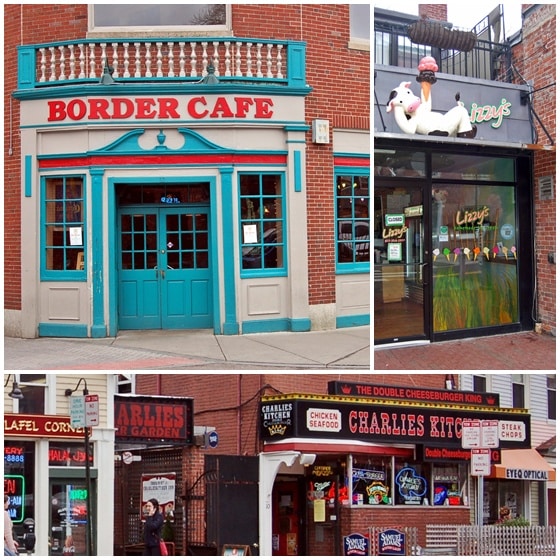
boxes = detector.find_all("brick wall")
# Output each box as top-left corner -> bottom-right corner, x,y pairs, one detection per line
418,5 -> 448,21
511,4 -> 556,333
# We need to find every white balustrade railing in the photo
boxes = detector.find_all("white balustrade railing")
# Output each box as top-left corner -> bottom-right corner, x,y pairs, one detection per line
35,39 -> 286,84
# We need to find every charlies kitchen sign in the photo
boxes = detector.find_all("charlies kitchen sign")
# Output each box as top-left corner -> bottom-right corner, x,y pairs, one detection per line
114,395 -> 193,443
47,95 -> 275,122
260,395 -> 530,449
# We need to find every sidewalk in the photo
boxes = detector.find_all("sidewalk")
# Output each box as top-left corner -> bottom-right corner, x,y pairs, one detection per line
4,326 -> 370,370
374,331 -> 556,370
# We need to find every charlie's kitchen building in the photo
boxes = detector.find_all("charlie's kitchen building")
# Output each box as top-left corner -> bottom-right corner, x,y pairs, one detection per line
5,4 -> 370,339
259,381 -> 554,555
374,6 -> 555,345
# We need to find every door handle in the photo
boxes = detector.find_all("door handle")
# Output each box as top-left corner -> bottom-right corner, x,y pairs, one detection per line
161,269 -> 165,279
420,262 -> 428,285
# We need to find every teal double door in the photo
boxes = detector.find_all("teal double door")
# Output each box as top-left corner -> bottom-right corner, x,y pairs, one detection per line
118,206 -> 212,329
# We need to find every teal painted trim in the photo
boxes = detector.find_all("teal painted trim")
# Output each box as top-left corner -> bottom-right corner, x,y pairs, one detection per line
220,167 -> 239,335
286,42 -> 307,88
107,176 -> 118,336
336,264 -> 370,274
40,174 -> 88,281
24,156 -> 33,197
289,318 -> 311,332
38,323 -> 88,337
294,150 -> 302,193
14,84 -> 311,101
333,152 -> 371,160
336,314 -> 370,329
284,125 -> 310,132
17,46 -> 35,90
90,168 -> 106,337
23,119 -> 307,131
209,175 -> 222,335
242,318 -> 290,334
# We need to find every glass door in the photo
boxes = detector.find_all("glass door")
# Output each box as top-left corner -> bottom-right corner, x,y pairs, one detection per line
374,185 -> 428,343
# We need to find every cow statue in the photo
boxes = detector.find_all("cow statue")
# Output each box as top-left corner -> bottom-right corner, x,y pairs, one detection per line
386,81 -> 477,138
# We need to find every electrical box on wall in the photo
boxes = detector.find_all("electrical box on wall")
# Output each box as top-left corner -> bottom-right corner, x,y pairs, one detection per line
312,119 -> 330,143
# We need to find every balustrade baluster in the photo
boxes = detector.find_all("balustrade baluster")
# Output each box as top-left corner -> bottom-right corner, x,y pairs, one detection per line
58,46 -> 66,80
190,42 -> 197,77
100,43 -> 107,76
167,42 -> 175,77
112,43 -> 119,77
89,44 -> 96,78
39,48 -> 47,82
156,42 -> 163,77
49,47 -> 56,81
276,44 -> 283,78
179,42 -> 186,77
134,43 -> 141,77
123,43 -> 130,78
256,43 -> 263,78
68,45 -> 76,80
224,42 -> 231,76
235,42 -> 242,76
212,41 -> 220,76
246,42 -> 253,77
78,44 -> 85,79
145,42 -> 152,78
202,42 -> 208,75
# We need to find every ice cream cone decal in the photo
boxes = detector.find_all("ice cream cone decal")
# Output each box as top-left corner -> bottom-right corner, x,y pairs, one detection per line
473,247 -> 480,261
511,245 -> 517,259
492,246 -> 500,259
453,248 -> 461,262
483,246 -> 490,261
433,248 -> 440,262
443,247 -> 451,261
502,246 -> 509,260
464,247 -> 471,260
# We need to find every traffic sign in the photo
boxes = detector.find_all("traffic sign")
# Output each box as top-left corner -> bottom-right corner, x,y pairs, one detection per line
471,449 -> 491,476
70,395 -> 86,428
461,420 -> 481,448
481,420 -> 499,448
84,395 -> 99,427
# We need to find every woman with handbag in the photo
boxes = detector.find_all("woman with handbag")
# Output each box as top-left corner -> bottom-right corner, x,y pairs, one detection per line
143,498 -> 164,556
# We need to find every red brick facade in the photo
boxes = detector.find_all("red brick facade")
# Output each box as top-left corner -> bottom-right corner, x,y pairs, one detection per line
418,4 -> 448,22
511,4 -> 556,333
3,4 -> 369,314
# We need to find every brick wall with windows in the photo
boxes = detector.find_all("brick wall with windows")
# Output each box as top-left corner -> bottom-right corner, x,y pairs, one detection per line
512,4 -> 556,334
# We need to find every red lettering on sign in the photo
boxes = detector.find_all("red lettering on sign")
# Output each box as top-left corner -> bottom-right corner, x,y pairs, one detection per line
112,98 -> 135,119
254,97 -> 274,118
187,97 -> 209,119
88,98 -> 111,120
210,97 -> 234,118
158,98 -> 180,119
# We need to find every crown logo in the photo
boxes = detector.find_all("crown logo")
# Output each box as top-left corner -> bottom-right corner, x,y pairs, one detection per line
341,385 -> 352,394
268,424 -> 287,436
486,397 -> 496,405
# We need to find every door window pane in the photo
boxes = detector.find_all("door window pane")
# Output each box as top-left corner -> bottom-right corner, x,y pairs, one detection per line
432,184 -> 518,331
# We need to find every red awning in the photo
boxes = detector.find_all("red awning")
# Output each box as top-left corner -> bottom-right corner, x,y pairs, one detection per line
491,448 -> 555,482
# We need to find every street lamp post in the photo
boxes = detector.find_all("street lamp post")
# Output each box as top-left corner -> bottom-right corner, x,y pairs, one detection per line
65,378 -> 93,556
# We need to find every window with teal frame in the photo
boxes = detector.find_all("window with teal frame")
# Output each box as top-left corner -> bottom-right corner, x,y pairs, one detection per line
335,170 -> 370,272
239,173 -> 286,276
41,176 -> 86,280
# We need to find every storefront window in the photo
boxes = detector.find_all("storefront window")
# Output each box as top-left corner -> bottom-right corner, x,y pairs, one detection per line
4,441 -> 35,550
432,183 -> 518,331
352,459 -> 392,505
374,149 -> 426,177
42,176 -> 86,279
484,479 -> 525,524
17,374 -> 47,415
336,173 -> 370,268
394,462 -> 428,505
239,173 -> 285,274
432,464 -> 467,506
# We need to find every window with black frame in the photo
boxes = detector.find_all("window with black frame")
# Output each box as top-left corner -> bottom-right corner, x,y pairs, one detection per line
336,174 -> 370,268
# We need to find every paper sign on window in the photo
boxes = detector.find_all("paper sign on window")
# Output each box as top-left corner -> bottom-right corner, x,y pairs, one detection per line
69,227 -> 83,246
243,224 -> 258,244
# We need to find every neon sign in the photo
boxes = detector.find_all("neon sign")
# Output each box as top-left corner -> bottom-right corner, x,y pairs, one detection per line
4,475 -> 25,522
470,98 -> 511,129
395,467 -> 427,502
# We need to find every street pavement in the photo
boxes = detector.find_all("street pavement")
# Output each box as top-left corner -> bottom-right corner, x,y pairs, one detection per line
374,331 -> 556,370
4,326 -> 371,371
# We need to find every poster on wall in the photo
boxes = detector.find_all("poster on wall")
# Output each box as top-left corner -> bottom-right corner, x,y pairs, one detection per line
387,243 -> 402,262
141,472 -> 176,519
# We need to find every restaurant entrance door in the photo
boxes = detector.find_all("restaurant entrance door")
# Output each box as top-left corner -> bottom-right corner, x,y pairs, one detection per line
374,184 -> 429,344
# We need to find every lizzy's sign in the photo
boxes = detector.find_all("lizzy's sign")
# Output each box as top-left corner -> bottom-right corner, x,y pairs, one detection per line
47,96 -> 274,122
115,395 -> 193,443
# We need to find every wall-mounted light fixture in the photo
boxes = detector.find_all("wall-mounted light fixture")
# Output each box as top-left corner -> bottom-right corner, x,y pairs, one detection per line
4,374 -> 24,399
445,374 -> 457,390
64,377 -> 89,397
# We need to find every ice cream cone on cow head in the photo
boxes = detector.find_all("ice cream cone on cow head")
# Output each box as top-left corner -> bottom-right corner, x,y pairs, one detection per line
417,56 -> 438,102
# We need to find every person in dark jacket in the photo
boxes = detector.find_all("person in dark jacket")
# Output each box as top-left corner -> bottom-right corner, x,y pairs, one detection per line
143,498 -> 164,556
